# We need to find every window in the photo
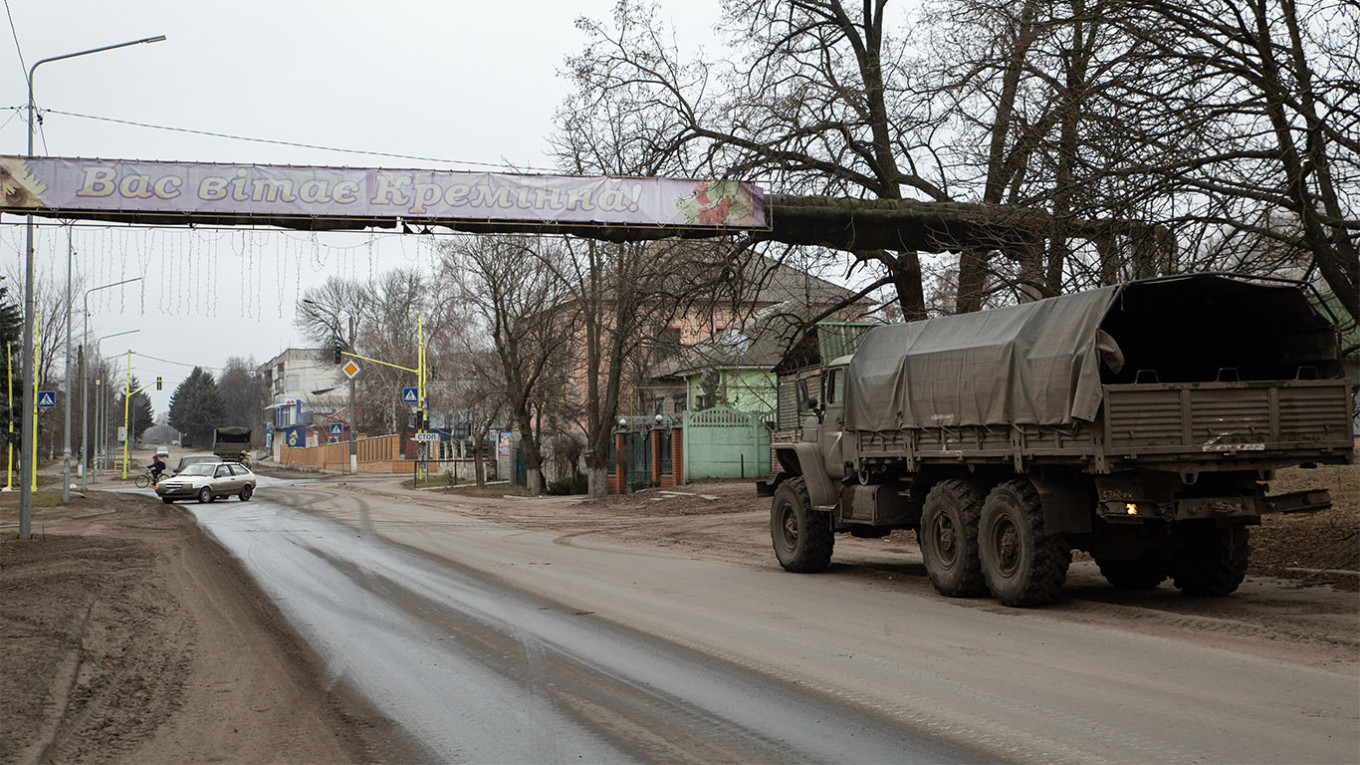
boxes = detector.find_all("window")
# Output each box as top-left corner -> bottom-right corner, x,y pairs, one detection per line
655,327 -> 682,360
825,368 -> 844,405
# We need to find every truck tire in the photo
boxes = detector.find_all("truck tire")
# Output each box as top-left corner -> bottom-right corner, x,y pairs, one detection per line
920,479 -> 987,597
1170,522 -> 1249,596
979,479 -> 1071,607
771,477 -> 834,572
1096,554 -> 1168,589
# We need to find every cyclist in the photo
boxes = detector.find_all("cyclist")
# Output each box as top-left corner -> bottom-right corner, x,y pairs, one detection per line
147,454 -> 166,483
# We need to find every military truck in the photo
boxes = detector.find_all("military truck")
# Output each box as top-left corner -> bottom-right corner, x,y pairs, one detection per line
759,274 -> 1354,606
211,426 -> 253,462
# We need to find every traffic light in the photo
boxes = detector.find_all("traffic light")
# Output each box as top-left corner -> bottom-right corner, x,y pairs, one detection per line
155,377 -> 163,391
333,343 -> 343,364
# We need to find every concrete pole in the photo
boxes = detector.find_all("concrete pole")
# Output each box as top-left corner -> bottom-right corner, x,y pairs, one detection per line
62,227 -> 73,502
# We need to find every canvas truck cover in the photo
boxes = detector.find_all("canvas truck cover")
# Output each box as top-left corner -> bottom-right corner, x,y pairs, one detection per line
212,427 -> 252,456
846,286 -> 1118,430
843,274 -> 1342,432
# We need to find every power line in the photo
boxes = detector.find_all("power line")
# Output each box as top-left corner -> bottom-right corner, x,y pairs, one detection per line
131,350 -> 220,373
45,108 -> 561,173
3,0 -> 27,87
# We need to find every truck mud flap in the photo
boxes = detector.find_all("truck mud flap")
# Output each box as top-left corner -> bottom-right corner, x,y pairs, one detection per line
1263,489 -> 1332,515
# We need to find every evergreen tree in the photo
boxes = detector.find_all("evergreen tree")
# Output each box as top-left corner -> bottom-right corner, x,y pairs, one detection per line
115,376 -> 156,443
168,367 -> 226,448
0,277 -> 23,446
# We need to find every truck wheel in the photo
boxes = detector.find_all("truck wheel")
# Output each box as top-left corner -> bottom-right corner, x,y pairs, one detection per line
771,477 -> 834,572
1096,554 -> 1168,589
920,479 -> 987,597
1170,523 -> 1249,596
979,479 -> 1071,607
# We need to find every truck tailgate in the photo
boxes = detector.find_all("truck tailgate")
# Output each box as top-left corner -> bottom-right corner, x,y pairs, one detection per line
1103,379 -> 1353,457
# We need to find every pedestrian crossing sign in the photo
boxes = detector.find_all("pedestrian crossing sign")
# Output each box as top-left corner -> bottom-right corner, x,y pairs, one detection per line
37,391 -> 56,408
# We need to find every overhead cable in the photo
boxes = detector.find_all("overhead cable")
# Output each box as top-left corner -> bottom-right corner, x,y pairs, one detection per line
45,108 -> 559,173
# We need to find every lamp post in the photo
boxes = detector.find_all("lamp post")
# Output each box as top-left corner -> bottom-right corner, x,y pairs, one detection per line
81,324 -> 138,490
19,33 -> 166,537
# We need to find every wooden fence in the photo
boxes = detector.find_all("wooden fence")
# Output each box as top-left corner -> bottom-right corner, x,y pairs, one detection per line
280,434 -> 407,473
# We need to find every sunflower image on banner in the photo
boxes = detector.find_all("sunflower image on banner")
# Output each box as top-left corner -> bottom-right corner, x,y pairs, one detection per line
0,157 -> 48,208
674,180 -> 757,227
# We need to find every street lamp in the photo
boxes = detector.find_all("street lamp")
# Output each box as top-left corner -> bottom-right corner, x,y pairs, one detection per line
92,332 -> 137,482
19,33 -> 165,537
79,303 -> 139,492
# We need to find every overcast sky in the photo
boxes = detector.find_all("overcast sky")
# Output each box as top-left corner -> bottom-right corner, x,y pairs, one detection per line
1,0 -> 721,414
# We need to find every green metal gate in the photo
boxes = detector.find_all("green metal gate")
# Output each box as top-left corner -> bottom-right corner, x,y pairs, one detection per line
682,407 -> 770,480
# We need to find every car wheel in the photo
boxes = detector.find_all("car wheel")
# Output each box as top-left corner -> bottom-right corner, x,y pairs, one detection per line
161,497 -> 175,505
197,486 -> 213,504
239,484 -> 253,501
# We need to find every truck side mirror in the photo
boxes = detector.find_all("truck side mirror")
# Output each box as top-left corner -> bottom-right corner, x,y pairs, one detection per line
796,378 -> 810,410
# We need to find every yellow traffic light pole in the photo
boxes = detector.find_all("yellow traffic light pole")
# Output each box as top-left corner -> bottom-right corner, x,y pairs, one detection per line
335,312 -> 427,460
4,341 -> 12,492
119,349 -> 161,479
31,312 -> 39,490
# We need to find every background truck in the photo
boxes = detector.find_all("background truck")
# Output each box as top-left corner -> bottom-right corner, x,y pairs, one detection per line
212,427 -> 253,462
760,274 -> 1354,606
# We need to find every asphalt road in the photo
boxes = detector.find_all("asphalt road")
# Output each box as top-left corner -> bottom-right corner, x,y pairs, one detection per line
192,479 -> 1358,764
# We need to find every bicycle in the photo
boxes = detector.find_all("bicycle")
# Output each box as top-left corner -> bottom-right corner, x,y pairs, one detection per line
134,469 -> 166,489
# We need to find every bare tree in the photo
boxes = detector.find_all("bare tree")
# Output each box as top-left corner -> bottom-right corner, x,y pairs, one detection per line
571,0 -> 943,320
217,356 -> 267,441
298,266 -> 457,438
1111,0 -> 1358,325
553,61 -> 755,496
445,345 -> 508,487
441,236 -> 577,495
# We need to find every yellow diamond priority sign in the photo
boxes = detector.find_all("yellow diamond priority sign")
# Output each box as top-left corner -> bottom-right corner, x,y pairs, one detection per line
342,360 -> 361,379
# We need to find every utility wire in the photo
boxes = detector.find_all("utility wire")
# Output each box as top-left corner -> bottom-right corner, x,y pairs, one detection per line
3,0 -> 27,87
132,350 -> 220,372
46,108 -> 560,173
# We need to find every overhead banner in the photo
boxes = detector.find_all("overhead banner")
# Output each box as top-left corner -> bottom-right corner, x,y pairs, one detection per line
0,156 -> 766,230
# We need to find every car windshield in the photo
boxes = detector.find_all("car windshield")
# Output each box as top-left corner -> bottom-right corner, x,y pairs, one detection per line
178,463 -> 219,477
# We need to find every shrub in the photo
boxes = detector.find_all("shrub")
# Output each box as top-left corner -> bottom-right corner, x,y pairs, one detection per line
546,473 -> 589,495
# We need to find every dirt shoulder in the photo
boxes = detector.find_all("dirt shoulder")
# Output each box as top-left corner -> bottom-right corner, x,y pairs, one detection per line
0,489 -> 404,765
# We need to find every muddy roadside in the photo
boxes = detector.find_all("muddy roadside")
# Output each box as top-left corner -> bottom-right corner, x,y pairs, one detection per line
0,488 -> 411,765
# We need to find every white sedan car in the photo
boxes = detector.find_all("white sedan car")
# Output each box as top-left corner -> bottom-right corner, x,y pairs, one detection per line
155,461 -> 257,504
